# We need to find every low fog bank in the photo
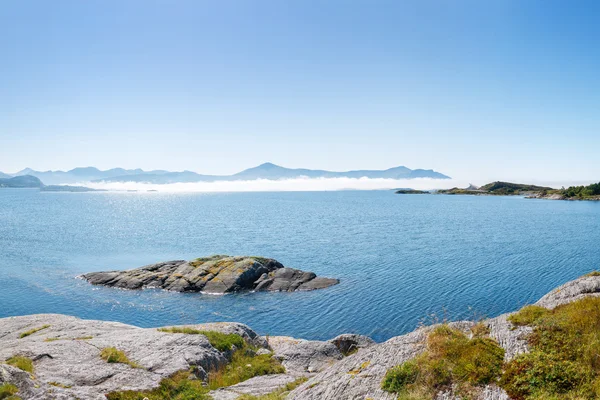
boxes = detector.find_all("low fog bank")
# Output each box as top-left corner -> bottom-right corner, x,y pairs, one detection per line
81,177 -> 470,193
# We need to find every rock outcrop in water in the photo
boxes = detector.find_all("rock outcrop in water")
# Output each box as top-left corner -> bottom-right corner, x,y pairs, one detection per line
81,255 -> 339,294
3,274 -> 600,399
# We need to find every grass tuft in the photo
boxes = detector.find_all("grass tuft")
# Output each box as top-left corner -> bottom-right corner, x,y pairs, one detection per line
18,325 -> 50,339
158,327 -> 245,352
6,356 -> 34,373
0,383 -> 19,400
100,347 -> 142,369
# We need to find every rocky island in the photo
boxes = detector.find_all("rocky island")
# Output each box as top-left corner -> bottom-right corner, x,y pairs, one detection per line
2,273 -> 600,399
82,255 -> 339,294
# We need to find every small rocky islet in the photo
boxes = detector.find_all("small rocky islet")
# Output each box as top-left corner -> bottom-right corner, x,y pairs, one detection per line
3,273 -> 600,399
81,255 -> 339,294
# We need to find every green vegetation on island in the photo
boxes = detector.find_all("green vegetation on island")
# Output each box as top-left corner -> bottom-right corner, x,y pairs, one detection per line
438,181 -> 552,196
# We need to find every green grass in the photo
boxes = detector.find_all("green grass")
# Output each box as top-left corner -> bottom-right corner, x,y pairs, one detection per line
158,327 -> 245,352
207,351 -> 285,390
5,356 -> 34,373
105,370 -> 211,400
0,383 -> 19,400
18,324 -> 50,338
100,347 -> 142,369
501,296 -> 600,399
585,271 -> 600,277
382,324 -> 505,399
107,344 -> 286,399
237,377 -> 308,399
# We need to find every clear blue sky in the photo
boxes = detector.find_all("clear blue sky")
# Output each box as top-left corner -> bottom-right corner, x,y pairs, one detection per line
1,0 -> 599,182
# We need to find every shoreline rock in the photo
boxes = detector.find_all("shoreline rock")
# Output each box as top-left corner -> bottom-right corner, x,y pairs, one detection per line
3,274 -> 600,399
81,255 -> 339,294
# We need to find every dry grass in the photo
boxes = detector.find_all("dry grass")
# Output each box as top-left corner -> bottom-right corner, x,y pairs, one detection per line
19,325 -> 50,339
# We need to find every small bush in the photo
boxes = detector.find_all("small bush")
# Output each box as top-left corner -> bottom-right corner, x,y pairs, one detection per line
382,360 -> 419,392
100,347 -> 141,369
381,325 -> 504,398
507,305 -> 549,327
6,356 -> 34,373
501,351 -> 589,399
18,325 -> 50,339
0,383 -> 19,400
158,327 -> 245,352
500,296 -> 600,399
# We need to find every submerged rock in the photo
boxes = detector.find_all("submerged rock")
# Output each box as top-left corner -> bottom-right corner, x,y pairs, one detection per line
81,255 -> 339,294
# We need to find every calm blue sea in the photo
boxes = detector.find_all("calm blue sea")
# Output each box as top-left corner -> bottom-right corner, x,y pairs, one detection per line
1,189 -> 599,342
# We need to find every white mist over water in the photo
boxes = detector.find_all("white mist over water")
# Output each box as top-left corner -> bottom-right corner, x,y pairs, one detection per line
81,177 -> 470,193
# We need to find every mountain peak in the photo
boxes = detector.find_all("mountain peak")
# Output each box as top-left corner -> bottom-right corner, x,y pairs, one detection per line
256,162 -> 282,169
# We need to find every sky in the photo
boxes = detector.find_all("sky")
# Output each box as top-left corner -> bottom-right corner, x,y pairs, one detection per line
1,0 -> 599,184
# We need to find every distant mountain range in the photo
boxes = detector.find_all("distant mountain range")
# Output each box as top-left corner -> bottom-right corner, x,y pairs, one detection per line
0,163 -> 450,185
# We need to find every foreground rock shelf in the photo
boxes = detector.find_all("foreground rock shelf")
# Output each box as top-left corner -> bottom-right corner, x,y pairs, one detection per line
81,255 -> 339,294
2,274 -> 600,399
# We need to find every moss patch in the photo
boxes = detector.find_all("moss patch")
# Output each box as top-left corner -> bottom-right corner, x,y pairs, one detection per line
382,325 -> 504,399
18,325 -> 50,339
100,347 -> 142,369
158,327 -> 245,352
501,296 -> 600,399
6,356 -> 34,373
